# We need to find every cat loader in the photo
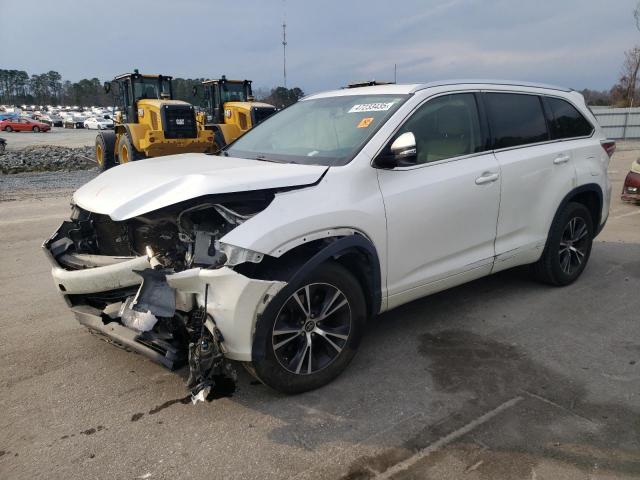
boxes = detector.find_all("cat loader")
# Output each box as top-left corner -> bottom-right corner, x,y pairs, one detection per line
95,70 -> 214,171
198,76 -> 276,151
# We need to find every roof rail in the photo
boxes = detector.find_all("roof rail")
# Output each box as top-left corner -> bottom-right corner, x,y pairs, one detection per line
411,79 -> 571,93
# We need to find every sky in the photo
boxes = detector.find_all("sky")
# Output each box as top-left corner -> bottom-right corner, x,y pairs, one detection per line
1,0 -> 638,94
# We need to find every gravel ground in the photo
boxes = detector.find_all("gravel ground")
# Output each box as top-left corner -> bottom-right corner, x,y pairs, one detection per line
0,168 -> 99,202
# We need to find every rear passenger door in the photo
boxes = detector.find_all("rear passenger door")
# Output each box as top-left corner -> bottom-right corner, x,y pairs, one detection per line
483,92 -> 578,272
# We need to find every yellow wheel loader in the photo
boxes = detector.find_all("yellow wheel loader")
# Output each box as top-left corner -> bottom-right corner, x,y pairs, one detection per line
95,70 -> 214,171
197,76 -> 276,151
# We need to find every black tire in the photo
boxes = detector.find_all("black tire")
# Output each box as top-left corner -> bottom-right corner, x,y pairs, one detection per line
95,131 -> 116,172
532,202 -> 594,286
116,133 -> 143,164
32,126 -> 40,132
5,126 -> 12,132
251,262 -> 366,394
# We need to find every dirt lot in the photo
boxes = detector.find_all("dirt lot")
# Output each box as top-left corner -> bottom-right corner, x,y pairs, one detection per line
0,147 -> 638,479
1,126 -> 96,151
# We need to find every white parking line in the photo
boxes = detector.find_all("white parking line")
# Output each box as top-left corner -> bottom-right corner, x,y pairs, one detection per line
0,214 -> 65,226
374,396 -> 523,479
611,210 -> 640,220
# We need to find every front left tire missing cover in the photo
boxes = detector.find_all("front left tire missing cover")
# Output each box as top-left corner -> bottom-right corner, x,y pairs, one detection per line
252,262 -> 366,394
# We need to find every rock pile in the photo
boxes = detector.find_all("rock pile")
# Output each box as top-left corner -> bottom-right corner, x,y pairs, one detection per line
0,145 -> 96,174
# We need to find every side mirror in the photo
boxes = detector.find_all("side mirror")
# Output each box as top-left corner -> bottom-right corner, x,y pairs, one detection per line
374,131 -> 417,168
103,82 -> 111,94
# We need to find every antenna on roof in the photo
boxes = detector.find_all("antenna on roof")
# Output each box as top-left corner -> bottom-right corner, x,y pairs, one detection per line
282,1 -> 287,88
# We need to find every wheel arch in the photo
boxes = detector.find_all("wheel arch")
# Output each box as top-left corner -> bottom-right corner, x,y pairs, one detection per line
249,233 -> 382,362
548,183 -> 603,241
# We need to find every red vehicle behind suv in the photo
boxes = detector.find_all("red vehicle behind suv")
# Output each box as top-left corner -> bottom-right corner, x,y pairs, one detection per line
0,118 -> 51,132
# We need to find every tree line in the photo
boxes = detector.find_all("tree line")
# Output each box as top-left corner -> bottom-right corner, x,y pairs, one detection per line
0,69 -> 304,109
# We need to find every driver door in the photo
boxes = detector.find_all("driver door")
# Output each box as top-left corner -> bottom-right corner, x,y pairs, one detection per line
376,92 -> 501,309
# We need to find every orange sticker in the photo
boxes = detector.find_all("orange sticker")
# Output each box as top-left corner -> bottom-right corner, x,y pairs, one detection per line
357,117 -> 374,128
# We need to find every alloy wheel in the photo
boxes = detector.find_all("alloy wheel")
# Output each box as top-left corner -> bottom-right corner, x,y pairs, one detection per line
558,216 -> 589,275
272,283 -> 352,375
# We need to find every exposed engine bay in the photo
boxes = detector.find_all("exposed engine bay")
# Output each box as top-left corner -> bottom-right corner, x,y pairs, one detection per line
53,191 -> 273,270
45,192 -> 277,402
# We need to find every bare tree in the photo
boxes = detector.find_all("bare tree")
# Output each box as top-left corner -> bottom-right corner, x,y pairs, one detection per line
620,46 -> 640,107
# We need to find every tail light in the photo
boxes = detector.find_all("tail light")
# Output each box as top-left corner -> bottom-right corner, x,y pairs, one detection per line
601,140 -> 616,158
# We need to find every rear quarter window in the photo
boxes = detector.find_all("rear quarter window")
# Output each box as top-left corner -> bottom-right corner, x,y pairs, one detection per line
484,93 -> 549,149
545,97 -> 593,139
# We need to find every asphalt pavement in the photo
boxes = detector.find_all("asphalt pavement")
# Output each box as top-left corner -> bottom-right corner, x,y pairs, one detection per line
0,147 -> 638,480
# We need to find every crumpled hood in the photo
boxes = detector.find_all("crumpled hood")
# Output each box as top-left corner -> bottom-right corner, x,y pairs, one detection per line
73,153 -> 327,220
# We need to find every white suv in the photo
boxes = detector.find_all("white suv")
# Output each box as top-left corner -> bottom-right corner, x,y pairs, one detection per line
44,80 -> 613,395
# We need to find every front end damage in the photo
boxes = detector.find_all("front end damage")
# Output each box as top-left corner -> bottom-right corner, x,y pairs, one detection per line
43,194 -> 285,400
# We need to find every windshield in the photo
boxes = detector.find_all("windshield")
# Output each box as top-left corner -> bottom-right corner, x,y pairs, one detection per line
221,82 -> 248,102
133,77 -> 171,100
225,94 -> 407,166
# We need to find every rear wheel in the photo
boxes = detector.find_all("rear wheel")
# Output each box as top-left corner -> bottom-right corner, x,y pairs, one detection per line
96,131 -> 116,172
5,126 -> 12,132
532,202 -> 594,286
117,134 -> 143,164
251,262 -> 366,394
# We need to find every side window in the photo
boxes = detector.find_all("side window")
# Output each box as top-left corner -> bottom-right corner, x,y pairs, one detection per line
545,97 -> 593,139
397,93 -> 483,164
484,93 -> 549,149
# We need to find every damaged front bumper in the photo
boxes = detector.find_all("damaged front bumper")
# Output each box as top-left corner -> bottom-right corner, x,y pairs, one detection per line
44,223 -> 285,369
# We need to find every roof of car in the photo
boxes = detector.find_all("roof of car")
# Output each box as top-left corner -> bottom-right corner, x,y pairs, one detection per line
305,79 -> 572,99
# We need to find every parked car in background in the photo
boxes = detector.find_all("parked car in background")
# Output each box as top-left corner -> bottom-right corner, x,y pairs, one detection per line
621,159 -> 640,202
1,117 -> 50,132
41,113 -> 64,127
44,80 -> 613,395
63,115 -> 85,129
84,116 -> 114,130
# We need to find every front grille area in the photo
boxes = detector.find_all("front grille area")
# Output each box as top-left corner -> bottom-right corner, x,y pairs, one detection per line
162,105 -> 197,139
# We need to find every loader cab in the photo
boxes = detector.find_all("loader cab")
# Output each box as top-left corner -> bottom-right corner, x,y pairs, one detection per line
109,71 -> 173,124
202,76 -> 253,124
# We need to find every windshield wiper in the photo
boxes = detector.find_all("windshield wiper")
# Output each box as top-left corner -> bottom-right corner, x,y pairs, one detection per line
254,154 -> 289,164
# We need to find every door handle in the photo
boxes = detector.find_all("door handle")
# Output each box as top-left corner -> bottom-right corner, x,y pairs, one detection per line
554,154 -> 570,165
475,172 -> 499,185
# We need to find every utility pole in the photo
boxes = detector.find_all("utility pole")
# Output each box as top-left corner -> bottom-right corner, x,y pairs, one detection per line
282,21 -> 287,88
394,64 -> 397,83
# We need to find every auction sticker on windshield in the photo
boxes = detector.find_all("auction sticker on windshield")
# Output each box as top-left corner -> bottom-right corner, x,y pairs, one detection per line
348,102 -> 396,113
357,117 -> 374,128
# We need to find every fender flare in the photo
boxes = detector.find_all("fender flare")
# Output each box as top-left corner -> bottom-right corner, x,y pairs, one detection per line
546,183 -> 604,244
251,234 -> 382,362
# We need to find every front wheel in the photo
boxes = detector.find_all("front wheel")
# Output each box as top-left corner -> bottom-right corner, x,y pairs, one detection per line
96,131 -> 116,172
251,262 -> 366,394
532,202 -> 594,286
33,126 -> 40,132
117,134 -> 143,164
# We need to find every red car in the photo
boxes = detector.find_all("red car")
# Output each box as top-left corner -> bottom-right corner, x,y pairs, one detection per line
0,118 -> 51,132
621,159 -> 640,203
